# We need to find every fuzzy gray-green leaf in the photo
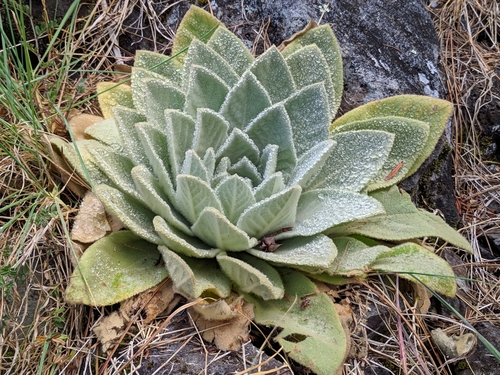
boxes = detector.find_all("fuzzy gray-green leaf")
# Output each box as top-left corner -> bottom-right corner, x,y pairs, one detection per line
111,106 -> 148,166
216,127 -> 260,165
183,39 -> 239,88
220,72 -> 272,130
131,165 -> 192,235
237,185 -> 301,239
192,109 -> 229,157
184,65 -> 230,118
191,207 -> 258,251
207,26 -> 254,75
245,104 -> 297,178
278,189 -> 384,239
175,174 -> 222,224
153,216 -> 220,258
254,172 -> 285,202
159,247 -> 231,299
66,231 -> 168,306
283,83 -> 330,158
94,184 -> 161,244
217,252 -> 284,300
307,130 -> 394,192
248,234 -> 337,269
285,44 -> 335,117
250,46 -> 295,103
215,175 -> 256,224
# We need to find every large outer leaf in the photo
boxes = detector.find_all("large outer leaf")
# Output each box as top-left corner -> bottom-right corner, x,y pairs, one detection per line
371,243 -> 457,297
331,116 -> 430,190
96,82 -> 134,119
134,50 -> 183,85
172,6 -> 221,64
66,231 -> 167,306
278,189 -> 384,238
245,270 -> 347,375
307,130 -> 394,192
326,186 -> 472,252
331,95 -> 453,176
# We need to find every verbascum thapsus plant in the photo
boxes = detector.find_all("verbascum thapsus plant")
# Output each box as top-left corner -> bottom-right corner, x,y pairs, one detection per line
52,6 -> 472,374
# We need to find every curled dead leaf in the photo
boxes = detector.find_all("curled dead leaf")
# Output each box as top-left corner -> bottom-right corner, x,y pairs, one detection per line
71,191 -> 112,243
120,279 -> 177,324
431,328 -> 476,359
93,311 -> 129,353
189,295 -> 255,351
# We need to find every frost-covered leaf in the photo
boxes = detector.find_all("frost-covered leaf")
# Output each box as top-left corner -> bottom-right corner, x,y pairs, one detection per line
285,45 -> 335,116
143,79 -> 185,125
66,231 -> 167,306
245,104 -> 297,178
51,138 -> 112,187
258,144 -> 279,179
207,26 -> 254,75
216,128 -> 260,165
135,123 -> 176,201
165,110 -> 196,177
134,50 -> 183,85
254,172 -> 285,202
331,116 -> 430,190
180,150 -> 209,183
281,24 -> 343,117
331,95 -> 453,175
183,39 -> 239,88
228,157 -> 262,187
153,216 -> 220,258
88,145 -> 142,201
288,139 -> 335,188
159,247 -> 231,299
131,165 -> 191,235
245,270 -> 347,375
278,189 -> 384,239
307,130 -> 394,192
110,106 -> 148,166
94,184 -> 161,245
191,207 -> 258,251
131,67 -> 169,115
215,175 -> 256,224
217,252 -> 284,300
220,72 -> 272,130
172,6 -> 221,64
371,242 -> 457,297
84,119 -> 122,150
184,65 -> 230,118
283,83 -> 330,158
192,109 -> 229,157
327,186 -> 473,252
237,185 -> 301,239
248,234 -> 337,269
250,46 -> 295,103
96,82 -> 134,119
175,174 -> 222,224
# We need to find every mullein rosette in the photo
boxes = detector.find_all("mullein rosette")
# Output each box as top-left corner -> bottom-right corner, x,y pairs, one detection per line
52,6 -> 472,375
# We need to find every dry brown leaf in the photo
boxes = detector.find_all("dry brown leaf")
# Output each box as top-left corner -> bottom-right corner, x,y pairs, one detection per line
189,295 -> 254,351
71,191 -> 111,243
120,280 -> 176,324
412,281 -> 432,314
68,113 -> 104,141
93,311 -> 129,353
